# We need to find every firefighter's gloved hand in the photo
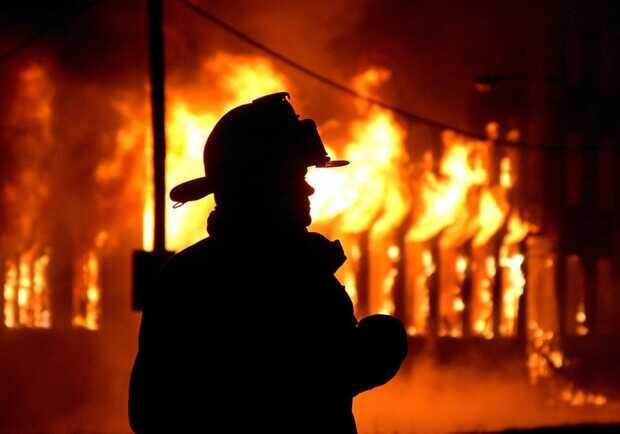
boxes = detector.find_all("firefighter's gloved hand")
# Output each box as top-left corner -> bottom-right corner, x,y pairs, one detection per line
353,314 -> 408,395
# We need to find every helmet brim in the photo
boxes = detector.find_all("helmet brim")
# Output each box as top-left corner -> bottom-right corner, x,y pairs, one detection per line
169,177 -> 213,204
169,160 -> 349,205
317,159 -> 349,168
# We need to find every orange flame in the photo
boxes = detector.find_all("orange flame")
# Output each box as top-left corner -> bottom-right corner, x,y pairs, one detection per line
2,65 -> 54,329
308,69 -> 410,315
140,53 -> 289,251
3,251 -> 51,329
3,261 -> 17,328
129,55 -> 531,343
499,212 -> 529,336
407,134 -> 487,244
73,249 -> 101,330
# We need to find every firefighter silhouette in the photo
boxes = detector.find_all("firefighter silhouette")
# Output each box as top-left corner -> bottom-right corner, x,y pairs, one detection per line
129,92 -> 408,434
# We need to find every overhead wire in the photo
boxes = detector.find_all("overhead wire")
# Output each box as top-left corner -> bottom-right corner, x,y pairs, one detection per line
178,0 -> 614,151
0,0 -> 612,151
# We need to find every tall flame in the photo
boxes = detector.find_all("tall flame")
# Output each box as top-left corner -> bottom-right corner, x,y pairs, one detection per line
140,53 -> 289,251
73,249 -> 101,330
312,69 -> 410,315
406,134 -> 487,244
499,212 -> 529,336
2,65 -> 54,329
309,77 -> 409,236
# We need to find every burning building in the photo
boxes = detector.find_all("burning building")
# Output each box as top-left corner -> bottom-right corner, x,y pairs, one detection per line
1,1 -> 619,433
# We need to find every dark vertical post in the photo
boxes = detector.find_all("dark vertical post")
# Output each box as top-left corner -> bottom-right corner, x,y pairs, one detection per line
517,238 -> 528,344
50,241 -> 74,329
553,4 -> 570,342
393,216 -> 410,324
555,240 -> 567,339
0,256 -> 4,330
428,239 -> 440,336
492,238 -> 502,337
461,243 -> 472,338
131,0 -> 173,311
148,0 -> 167,252
356,231 -> 370,317
581,11 -> 601,336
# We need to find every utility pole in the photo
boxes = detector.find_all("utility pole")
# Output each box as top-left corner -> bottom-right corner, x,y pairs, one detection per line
132,0 -> 174,311
148,0 -> 167,252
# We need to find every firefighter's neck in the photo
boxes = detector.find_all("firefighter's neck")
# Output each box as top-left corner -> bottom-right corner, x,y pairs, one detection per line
206,200 -> 309,242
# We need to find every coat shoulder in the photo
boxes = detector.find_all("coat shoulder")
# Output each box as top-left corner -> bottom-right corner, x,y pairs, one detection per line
159,237 -> 214,274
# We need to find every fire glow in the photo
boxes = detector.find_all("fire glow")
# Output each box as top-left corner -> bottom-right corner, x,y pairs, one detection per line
2,66 -> 104,331
2,53 -> 609,414
99,54 -> 550,357
135,56 -> 529,341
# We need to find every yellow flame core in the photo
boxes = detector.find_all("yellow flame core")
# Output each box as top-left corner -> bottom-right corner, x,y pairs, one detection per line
315,109 -> 408,235
407,136 -> 486,243
342,270 -> 358,307
407,247 -> 434,336
4,253 -> 51,329
309,69 -> 410,315
140,54 -> 289,251
499,213 -> 529,336
310,68 -> 409,238
378,244 -> 401,315
500,157 -> 513,188
3,262 -> 18,328
164,105 -> 217,250
32,254 -> 51,328
473,189 -> 507,247
73,250 -> 101,330
473,256 -> 496,338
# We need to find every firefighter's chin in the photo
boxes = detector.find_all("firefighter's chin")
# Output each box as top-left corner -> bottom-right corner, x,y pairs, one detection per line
288,205 -> 312,229
285,201 -> 312,229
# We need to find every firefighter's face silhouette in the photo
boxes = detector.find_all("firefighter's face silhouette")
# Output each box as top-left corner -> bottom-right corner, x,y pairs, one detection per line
257,162 -> 315,229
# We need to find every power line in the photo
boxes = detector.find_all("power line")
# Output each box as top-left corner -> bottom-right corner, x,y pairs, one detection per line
0,1 -> 99,64
178,0 -> 614,151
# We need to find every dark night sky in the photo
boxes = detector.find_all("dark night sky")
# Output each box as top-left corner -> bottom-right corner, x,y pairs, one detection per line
0,0 -> 575,132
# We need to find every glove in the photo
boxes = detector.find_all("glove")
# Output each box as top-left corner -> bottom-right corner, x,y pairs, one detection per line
353,314 -> 408,394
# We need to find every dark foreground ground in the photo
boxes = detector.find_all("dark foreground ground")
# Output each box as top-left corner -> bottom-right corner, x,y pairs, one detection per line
468,424 -> 620,433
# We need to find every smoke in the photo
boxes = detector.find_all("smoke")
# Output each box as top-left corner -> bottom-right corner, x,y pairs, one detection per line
355,352 -> 620,434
